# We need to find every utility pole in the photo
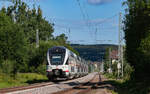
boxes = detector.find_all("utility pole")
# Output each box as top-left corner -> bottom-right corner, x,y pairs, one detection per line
36,29 -> 39,48
109,48 -> 112,73
120,13 -> 124,78
118,12 -> 123,78
121,45 -> 124,77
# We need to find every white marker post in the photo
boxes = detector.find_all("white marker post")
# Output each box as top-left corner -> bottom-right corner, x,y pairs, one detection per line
117,62 -> 121,78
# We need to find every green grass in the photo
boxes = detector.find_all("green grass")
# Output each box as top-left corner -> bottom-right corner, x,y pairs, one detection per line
0,73 -> 48,89
103,73 -> 150,94
104,73 -> 117,80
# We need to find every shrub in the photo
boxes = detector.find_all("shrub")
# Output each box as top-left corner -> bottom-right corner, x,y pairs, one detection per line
1,60 -> 16,76
37,64 -> 46,75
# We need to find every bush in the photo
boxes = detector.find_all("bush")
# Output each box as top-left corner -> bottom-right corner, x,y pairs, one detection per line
104,61 -> 110,72
112,62 -> 118,78
1,60 -> 17,77
104,60 -> 133,80
27,41 -> 52,73
37,64 -> 46,75
0,12 -> 29,74
123,61 -> 133,80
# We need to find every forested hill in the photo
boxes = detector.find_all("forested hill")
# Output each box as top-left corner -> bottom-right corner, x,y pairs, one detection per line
71,44 -> 118,62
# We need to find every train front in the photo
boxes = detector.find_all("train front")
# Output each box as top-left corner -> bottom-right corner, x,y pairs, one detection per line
46,46 -> 69,80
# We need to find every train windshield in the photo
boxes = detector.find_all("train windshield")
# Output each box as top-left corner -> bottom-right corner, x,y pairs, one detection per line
50,54 -> 64,65
49,47 -> 66,65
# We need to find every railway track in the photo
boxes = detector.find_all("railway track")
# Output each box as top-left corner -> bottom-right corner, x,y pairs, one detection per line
53,73 -> 100,94
0,73 -> 97,94
0,82 -> 53,93
0,76 -> 87,94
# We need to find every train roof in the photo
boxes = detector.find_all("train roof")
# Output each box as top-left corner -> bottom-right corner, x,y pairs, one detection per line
49,46 -> 85,61
49,46 -> 77,55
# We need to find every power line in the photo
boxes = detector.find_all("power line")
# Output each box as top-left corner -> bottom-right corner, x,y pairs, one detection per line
82,1 -> 92,28
76,0 -> 87,26
95,14 -> 118,26
50,13 -> 118,30
76,0 -> 93,39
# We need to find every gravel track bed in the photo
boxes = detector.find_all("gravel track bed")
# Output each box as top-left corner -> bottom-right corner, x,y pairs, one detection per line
53,73 -> 98,94
1,73 -> 96,94
53,73 -> 114,94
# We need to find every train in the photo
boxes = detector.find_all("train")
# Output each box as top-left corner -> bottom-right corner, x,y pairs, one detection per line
46,46 -> 88,80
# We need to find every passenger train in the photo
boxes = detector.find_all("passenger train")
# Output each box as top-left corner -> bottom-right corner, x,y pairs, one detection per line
46,46 -> 88,80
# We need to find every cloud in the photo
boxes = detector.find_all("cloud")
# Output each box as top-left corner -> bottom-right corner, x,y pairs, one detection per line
87,0 -> 112,5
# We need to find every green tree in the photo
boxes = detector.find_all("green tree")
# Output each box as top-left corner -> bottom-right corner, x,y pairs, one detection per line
123,0 -> 150,79
0,0 -> 78,76
0,10 -> 28,75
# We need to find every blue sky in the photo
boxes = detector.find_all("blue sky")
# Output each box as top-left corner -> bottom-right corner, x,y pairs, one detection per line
0,0 -> 125,44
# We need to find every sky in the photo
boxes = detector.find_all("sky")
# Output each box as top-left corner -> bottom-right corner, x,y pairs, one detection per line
0,0 -> 125,45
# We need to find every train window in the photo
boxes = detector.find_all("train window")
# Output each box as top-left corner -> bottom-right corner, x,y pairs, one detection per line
71,66 -> 74,72
50,55 -> 63,65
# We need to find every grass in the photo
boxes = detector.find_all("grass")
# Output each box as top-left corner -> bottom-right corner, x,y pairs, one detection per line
0,73 -> 48,89
103,73 -> 150,94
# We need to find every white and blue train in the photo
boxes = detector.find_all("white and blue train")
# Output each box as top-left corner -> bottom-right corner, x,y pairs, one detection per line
46,46 -> 88,80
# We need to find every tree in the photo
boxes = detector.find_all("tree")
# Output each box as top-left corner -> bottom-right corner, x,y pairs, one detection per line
4,0 -> 54,43
0,0 -> 78,75
0,10 -> 28,75
123,0 -> 150,79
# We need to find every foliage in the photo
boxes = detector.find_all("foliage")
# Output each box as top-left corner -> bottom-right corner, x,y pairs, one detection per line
5,0 -> 54,43
103,48 -> 111,72
123,60 -> 133,80
105,1 -> 150,94
103,78 -> 150,94
1,60 -> 16,75
0,10 -> 29,75
0,0 -> 77,78
104,60 -> 133,80
123,0 -> 150,79
103,46 -> 133,80
37,64 -> 46,75
0,73 -> 48,88
104,61 -> 110,72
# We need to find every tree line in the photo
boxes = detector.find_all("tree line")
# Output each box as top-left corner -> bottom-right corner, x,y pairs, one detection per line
0,0 -> 78,77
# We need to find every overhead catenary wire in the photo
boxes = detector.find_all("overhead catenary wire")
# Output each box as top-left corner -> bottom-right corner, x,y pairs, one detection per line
53,12 -> 118,44
50,13 -> 118,30
76,0 -> 88,26
95,13 -> 118,26
1,0 -> 120,45
76,0 -> 94,39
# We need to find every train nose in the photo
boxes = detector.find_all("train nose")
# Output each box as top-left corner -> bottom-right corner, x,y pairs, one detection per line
54,70 -> 60,76
53,69 -> 62,76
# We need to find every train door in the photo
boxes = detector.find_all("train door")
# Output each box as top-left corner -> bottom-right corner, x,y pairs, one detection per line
68,56 -> 75,77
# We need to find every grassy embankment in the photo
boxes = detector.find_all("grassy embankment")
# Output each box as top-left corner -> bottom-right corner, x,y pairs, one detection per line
0,73 -> 48,89
103,73 -> 150,94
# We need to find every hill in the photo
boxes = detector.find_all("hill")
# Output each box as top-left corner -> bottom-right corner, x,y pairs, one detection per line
71,44 -> 118,62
